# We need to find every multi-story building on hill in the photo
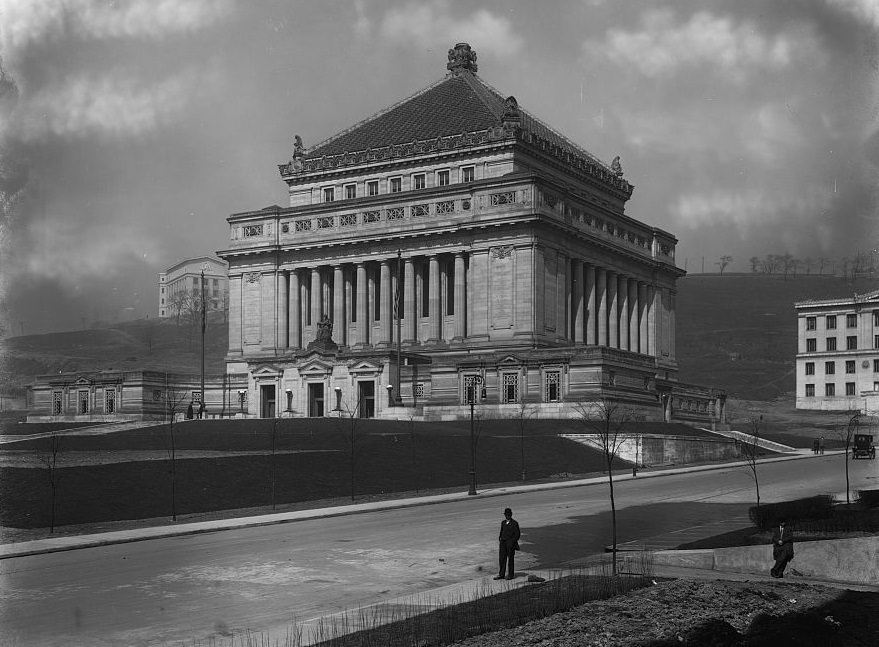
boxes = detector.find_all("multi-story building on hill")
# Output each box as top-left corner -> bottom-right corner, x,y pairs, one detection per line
158,256 -> 228,319
217,43 -> 725,423
795,289 -> 879,413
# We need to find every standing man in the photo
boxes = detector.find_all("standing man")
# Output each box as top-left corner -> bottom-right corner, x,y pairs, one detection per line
770,518 -> 794,578
494,507 -> 521,581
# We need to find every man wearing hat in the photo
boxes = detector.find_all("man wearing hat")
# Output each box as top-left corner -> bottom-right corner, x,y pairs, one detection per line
494,507 -> 521,580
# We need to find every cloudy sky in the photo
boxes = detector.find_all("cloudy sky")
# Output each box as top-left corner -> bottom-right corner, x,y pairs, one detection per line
1,0 -> 877,335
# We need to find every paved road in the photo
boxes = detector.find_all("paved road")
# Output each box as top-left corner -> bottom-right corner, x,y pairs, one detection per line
0,454 -> 875,646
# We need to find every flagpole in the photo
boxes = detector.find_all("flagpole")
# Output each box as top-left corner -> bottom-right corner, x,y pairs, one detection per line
395,250 -> 403,406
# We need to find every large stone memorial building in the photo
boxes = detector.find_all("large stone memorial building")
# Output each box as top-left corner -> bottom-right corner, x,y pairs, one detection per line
218,44 -> 724,424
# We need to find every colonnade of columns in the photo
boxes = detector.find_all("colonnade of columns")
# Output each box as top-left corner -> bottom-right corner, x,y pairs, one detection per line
233,249 -> 670,358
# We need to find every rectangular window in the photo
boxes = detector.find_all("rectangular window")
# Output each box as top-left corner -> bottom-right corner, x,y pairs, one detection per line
875,335 -> 879,349
846,360 -> 856,374
317,216 -> 334,229
874,311 -> 879,327
846,382 -> 856,396
826,337 -> 837,351
345,184 -> 356,200
847,313 -> 857,328
387,206 -> 404,221
323,187 -> 335,202
462,166 -> 475,183
806,338 -> 816,352
413,173 -> 426,190
436,200 -> 455,214
805,384 -> 815,397
806,316 -> 816,330
340,213 -> 357,227
847,336 -> 858,350
78,390 -> 89,415
363,210 -> 381,223
545,371 -> 561,402
805,362 -> 815,375
52,391 -> 62,415
414,383 -> 424,398
825,361 -> 835,375
105,388 -> 116,414
367,180 -> 379,196
825,383 -> 835,396
437,169 -> 449,186
463,375 -> 482,404
502,373 -> 519,403
875,359 -> 879,373
390,177 -> 402,193
826,315 -> 837,329
412,203 -> 429,217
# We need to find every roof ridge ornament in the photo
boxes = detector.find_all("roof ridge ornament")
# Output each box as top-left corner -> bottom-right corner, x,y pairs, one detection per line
447,42 -> 478,74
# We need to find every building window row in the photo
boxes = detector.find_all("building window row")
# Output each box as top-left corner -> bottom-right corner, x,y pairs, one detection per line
460,371 -> 561,404
322,166 -> 475,203
805,382 -> 860,397
288,198 -> 472,232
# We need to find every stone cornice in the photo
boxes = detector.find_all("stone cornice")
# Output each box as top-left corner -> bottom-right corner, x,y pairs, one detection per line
279,126 -> 634,201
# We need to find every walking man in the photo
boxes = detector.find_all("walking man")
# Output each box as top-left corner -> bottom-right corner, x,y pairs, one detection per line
494,507 -> 521,580
770,519 -> 794,578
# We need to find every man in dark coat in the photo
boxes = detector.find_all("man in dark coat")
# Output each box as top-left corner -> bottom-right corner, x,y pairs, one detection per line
494,507 -> 521,580
770,519 -> 793,578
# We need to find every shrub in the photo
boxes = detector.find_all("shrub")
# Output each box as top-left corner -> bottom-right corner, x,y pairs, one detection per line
748,495 -> 834,530
858,489 -> 879,509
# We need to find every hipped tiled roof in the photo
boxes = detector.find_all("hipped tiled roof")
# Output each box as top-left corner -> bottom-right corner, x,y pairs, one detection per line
303,70 -> 608,171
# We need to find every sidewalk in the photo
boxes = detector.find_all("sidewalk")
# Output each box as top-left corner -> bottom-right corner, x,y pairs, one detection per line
0,449 -> 820,560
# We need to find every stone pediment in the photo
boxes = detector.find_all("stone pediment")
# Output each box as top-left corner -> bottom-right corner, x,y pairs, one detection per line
253,364 -> 282,378
347,359 -> 383,376
74,376 -> 91,386
296,358 -> 334,377
497,354 -> 523,366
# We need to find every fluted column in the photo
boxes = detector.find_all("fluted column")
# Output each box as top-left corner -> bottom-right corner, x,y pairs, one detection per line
288,270 -> 301,349
618,275 -> 629,351
333,264 -> 344,346
356,262 -> 368,347
427,255 -> 441,343
404,257 -> 416,344
378,259 -> 392,346
299,272 -> 308,343
453,252 -> 466,341
647,284 -> 657,357
277,270 -> 288,349
310,267 -> 321,338
607,270 -> 618,348
572,258 -> 584,344
596,266 -> 607,346
638,282 -> 648,354
629,279 -> 639,352
585,263 -> 596,345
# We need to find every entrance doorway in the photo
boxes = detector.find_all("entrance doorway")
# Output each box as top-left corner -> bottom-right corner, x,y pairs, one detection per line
358,381 -> 375,418
308,383 -> 325,417
260,384 -> 276,418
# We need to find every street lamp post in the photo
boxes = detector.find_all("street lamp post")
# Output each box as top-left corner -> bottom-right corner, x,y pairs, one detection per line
468,375 -> 485,496
394,250 -> 403,406
200,264 -> 207,419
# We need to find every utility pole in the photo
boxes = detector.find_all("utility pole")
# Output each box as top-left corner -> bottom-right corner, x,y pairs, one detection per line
200,264 -> 206,419
394,250 -> 403,406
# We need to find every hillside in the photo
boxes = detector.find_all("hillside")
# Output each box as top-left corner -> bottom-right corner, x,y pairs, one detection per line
676,273 -> 877,400
2,274 -> 877,401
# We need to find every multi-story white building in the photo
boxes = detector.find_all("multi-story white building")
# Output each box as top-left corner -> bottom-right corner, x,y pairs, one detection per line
158,256 -> 228,319
795,289 -> 879,413
216,43 -> 725,423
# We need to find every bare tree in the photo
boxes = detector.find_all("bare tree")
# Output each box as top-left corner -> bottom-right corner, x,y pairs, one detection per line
742,415 -> 763,509
749,256 -> 762,273
407,413 -> 420,493
335,396 -> 363,501
715,255 -> 733,275
817,257 -> 829,275
762,254 -> 780,274
803,257 -> 814,275
780,253 -> 795,280
39,434 -> 63,533
837,411 -> 860,505
169,291 -> 190,327
575,399 -> 635,575
512,402 -> 537,481
270,417 -> 280,510
154,383 -> 191,521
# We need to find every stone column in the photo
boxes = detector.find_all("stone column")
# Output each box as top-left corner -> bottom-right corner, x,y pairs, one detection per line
596,266 -> 607,346
427,255 -> 441,343
289,270 -> 301,349
229,275 -> 242,352
277,270 -> 288,349
607,270 -> 618,348
638,282 -> 648,354
310,267 -> 321,335
629,279 -> 639,352
670,290 -> 677,359
299,273 -> 308,342
585,263 -> 596,345
647,284 -> 657,357
453,252 -> 466,341
572,258 -> 584,344
378,259 -> 392,347
356,262 -> 368,347
333,265 -> 344,346
618,275 -> 629,351
404,257 -> 417,344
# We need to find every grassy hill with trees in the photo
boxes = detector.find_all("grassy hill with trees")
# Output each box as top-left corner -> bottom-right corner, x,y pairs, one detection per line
2,273 -> 877,405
